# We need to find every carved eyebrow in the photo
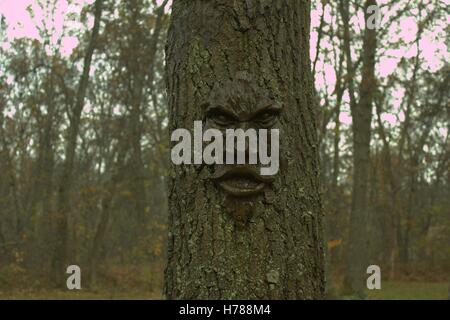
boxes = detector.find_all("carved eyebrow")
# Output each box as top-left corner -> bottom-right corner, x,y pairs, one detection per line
206,105 -> 239,119
250,103 -> 282,119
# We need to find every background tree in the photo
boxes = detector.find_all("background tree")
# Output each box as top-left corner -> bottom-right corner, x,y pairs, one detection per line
341,0 -> 377,297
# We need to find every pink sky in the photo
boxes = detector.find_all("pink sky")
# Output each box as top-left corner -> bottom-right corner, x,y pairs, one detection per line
2,0 -> 446,69
1,0 -> 448,128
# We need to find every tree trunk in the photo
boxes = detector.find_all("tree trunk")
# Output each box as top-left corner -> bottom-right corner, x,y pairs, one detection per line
88,127 -> 128,287
164,0 -> 324,299
343,0 -> 377,297
52,0 -> 103,285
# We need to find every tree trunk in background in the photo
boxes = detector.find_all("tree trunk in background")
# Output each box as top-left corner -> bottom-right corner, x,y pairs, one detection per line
164,0 -> 324,299
124,0 -> 167,235
375,98 -> 399,278
0,109 -> 11,261
52,0 -> 103,285
343,0 -> 377,297
88,138 -> 127,287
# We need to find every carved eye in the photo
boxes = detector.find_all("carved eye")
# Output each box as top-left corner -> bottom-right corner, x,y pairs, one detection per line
255,110 -> 279,127
208,110 -> 237,127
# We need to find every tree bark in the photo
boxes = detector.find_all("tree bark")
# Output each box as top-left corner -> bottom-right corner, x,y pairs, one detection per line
343,0 -> 377,297
165,0 -> 324,299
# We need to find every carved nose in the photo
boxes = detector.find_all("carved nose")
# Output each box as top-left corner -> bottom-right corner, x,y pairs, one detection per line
235,123 -> 258,164
236,122 -> 251,151
236,121 -> 251,131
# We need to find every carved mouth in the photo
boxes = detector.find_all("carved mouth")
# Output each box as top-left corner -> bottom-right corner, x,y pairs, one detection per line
211,166 -> 274,197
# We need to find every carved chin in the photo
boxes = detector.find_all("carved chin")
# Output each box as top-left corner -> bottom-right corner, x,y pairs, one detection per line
217,178 -> 266,197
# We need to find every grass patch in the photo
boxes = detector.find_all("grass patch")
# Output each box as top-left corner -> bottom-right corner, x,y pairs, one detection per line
365,281 -> 449,300
1,281 -> 448,300
0,289 -> 162,300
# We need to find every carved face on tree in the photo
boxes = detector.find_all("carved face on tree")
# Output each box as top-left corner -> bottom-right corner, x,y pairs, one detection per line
203,76 -> 282,204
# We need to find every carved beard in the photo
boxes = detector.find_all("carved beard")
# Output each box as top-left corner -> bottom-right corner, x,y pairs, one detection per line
224,195 -> 256,229
210,165 -> 273,228
211,161 -> 284,228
